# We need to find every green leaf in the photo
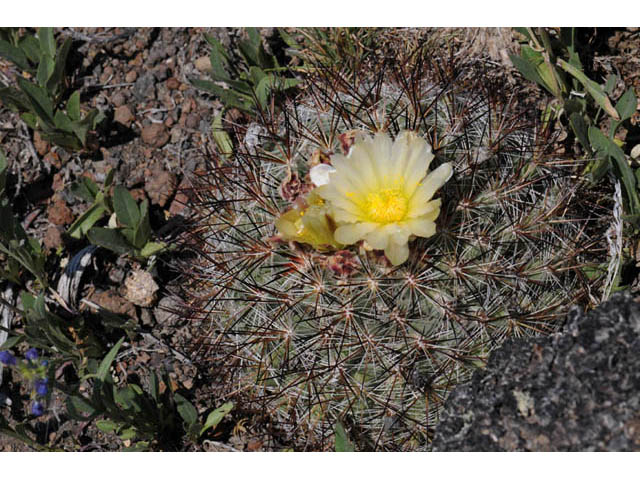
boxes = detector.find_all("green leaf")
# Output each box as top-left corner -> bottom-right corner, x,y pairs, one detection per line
604,74 -> 618,95
277,28 -> 301,50
334,421 -> 355,452
149,371 -> 159,403
0,335 -> 23,351
70,176 -> 100,203
113,185 -> 140,229
104,168 -> 115,190
37,28 -> 55,59
139,241 -> 166,258
0,84 -> 32,114
568,112 -> 591,153
204,35 -> 231,82
190,78 -> 252,112
558,59 -> 620,120
0,39 -> 31,72
212,111 -> 233,159
96,337 -> 125,382
509,53 -> 545,91
589,156 -> 611,183
18,35 -> 41,65
96,419 -> 118,433
119,427 -> 137,440
199,401 -> 233,437
16,77 -> 55,126
589,125 -> 640,214
36,54 -> 54,87
175,393 -> 198,427
132,199 -> 151,250
615,88 -> 637,122
67,203 -> 107,239
67,91 -> 81,121
65,395 -> 97,421
46,37 -> 71,97
53,110 -> 73,132
87,227 -> 134,255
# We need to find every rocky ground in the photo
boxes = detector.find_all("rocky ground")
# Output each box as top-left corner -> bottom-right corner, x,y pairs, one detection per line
1,27 -> 640,451
432,293 -> 640,451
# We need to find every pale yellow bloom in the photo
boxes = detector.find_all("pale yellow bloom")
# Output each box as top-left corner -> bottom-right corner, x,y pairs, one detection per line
275,191 -> 342,250
313,131 -> 452,265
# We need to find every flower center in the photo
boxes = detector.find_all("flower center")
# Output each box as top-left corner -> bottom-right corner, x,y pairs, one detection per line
365,188 -> 408,223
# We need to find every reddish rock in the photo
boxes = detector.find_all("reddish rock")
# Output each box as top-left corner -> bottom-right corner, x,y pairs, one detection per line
145,166 -> 176,207
47,195 -> 74,226
166,77 -> 180,90
125,70 -> 138,83
141,123 -> 169,148
43,225 -> 63,251
86,289 -> 137,320
52,172 -> 65,192
114,105 -> 134,127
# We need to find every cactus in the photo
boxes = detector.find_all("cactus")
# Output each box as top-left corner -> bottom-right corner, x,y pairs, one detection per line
184,40 -> 615,451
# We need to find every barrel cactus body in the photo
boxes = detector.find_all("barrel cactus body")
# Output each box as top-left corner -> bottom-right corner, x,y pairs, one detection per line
186,46 -> 614,450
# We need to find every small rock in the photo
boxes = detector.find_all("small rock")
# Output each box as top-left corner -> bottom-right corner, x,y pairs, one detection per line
111,91 -> 127,107
114,105 -> 134,127
47,195 -> 74,226
166,77 -> 180,90
133,72 -> 156,101
194,55 -> 211,72
141,123 -> 169,148
86,289 -> 137,320
154,295 -> 179,325
125,70 -> 138,83
170,126 -> 182,144
139,308 -> 154,327
43,225 -> 63,251
153,65 -> 169,82
124,269 -> 159,307
145,166 -> 176,207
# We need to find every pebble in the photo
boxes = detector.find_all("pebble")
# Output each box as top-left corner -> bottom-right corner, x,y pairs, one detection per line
124,270 -> 159,307
133,72 -> 156,101
47,195 -> 74,226
166,77 -> 180,90
194,55 -> 211,72
114,105 -> 135,127
141,123 -> 169,148
111,91 -> 127,107
125,70 -> 138,83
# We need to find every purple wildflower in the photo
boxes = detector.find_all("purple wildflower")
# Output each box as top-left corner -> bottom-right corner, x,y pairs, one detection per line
34,378 -> 48,396
0,351 -> 16,366
31,401 -> 44,416
25,348 -> 38,362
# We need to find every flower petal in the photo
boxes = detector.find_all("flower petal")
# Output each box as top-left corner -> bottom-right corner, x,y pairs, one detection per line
408,163 -> 452,209
405,217 -> 437,238
407,198 -> 441,219
385,240 -> 410,266
334,222 -> 378,245
310,164 -> 336,187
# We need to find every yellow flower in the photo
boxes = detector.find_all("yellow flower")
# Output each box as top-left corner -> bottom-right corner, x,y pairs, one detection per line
313,131 -> 452,265
275,191 -> 342,250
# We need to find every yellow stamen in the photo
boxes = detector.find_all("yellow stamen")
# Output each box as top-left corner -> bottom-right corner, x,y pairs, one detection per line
365,188 -> 408,223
